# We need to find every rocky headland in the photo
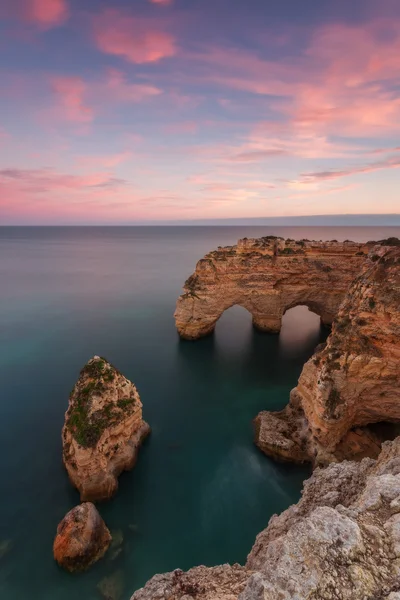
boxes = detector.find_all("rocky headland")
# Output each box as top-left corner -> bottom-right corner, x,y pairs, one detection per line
255,243 -> 400,466
132,236 -> 400,600
53,502 -> 111,572
174,237 -> 370,339
62,356 -> 150,502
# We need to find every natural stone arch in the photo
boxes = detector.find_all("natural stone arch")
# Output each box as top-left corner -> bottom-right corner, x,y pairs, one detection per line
175,237 -> 369,340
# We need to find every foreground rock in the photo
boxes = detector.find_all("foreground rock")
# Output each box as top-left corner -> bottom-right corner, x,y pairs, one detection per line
53,503 -> 111,572
255,244 -> 400,465
63,356 -> 150,501
132,437 -> 400,599
175,237 -> 369,339
132,565 -> 253,600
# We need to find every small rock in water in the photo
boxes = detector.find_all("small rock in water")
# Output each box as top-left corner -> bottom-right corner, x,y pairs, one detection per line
108,529 -> 124,561
53,503 -> 111,572
97,570 -> 124,600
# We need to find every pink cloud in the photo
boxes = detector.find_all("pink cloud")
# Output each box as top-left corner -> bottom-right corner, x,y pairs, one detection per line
149,0 -> 174,5
25,0 -> 69,29
92,9 -> 176,64
50,76 -> 94,123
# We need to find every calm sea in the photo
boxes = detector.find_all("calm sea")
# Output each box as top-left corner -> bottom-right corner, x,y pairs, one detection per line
1,226 -> 398,600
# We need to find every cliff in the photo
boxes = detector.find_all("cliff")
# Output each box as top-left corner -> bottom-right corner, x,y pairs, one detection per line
132,437 -> 400,600
62,356 -> 150,501
255,244 -> 400,465
175,237 -> 369,339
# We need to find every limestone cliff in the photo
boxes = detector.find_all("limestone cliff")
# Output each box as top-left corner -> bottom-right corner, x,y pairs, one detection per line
255,244 -> 400,465
62,356 -> 150,501
175,237 -> 368,339
132,437 -> 400,600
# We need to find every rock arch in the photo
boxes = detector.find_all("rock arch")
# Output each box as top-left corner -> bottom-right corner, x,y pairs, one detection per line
175,237 -> 368,340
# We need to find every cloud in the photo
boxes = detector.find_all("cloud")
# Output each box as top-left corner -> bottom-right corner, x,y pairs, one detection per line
289,154 -> 400,187
50,76 -> 94,123
149,0 -> 174,5
0,168 -> 127,191
25,0 -> 69,29
92,9 -> 176,64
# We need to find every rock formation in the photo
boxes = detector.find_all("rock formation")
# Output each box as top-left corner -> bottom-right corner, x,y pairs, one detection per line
131,564 -> 253,600
62,356 -> 150,501
175,237 -> 369,339
53,502 -> 111,572
255,244 -> 400,465
132,437 -> 400,599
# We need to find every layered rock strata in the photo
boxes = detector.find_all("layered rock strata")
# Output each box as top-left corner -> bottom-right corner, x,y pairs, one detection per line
132,437 -> 400,600
175,237 -> 369,340
62,356 -> 150,501
255,244 -> 400,465
53,502 -> 111,572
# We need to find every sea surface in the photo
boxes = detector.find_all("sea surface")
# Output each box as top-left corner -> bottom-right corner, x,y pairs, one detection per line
1,226 -> 399,600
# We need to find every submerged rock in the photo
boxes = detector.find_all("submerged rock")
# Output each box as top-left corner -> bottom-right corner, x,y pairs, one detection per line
255,244 -> 400,465
62,356 -> 150,501
98,569 -> 125,600
0,539 -> 11,560
53,502 -> 111,572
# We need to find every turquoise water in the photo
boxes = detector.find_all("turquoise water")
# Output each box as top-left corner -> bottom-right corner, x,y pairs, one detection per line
1,226 -> 398,600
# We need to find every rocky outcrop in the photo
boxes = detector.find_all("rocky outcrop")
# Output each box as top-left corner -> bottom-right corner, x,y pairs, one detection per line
255,245 -> 400,465
244,437 -> 400,599
131,437 -> 400,599
53,502 -> 111,572
62,356 -> 150,501
175,238 -> 369,339
131,564 -> 253,600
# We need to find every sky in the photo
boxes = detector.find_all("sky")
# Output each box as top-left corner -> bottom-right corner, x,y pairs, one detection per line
0,0 -> 399,225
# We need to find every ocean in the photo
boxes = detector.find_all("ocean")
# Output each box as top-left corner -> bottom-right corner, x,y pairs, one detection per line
1,226 -> 398,600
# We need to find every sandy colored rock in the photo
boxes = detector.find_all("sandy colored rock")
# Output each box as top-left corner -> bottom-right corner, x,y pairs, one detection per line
53,502 -> 111,572
254,244 -> 400,465
175,237 -> 369,340
62,356 -> 150,501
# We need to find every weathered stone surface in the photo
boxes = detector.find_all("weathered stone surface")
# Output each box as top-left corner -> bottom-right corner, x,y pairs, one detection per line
131,438 -> 400,599
131,565 -> 253,600
175,237 -> 369,340
244,437 -> 400,599
255,245 -> 400,465
62,356 -> 150,501
53,502 -> 111,572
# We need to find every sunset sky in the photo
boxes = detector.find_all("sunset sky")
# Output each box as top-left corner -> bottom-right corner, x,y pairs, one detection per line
1,0 -> 400,224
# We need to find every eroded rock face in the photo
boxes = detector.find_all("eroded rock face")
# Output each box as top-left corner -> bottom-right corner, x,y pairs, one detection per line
131,438 -> 400,600
244,437 -> 400,599
175,237 -> 368,340
255,245 -> 400,465
53,502 -> 111,572
131,565 -> 253,600
62,356 -> 150,501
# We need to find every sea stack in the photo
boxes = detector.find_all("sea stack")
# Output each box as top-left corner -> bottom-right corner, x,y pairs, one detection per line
62,356 -> 150,501
255,243 -> 400,465
53,503 -> 111,572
